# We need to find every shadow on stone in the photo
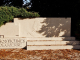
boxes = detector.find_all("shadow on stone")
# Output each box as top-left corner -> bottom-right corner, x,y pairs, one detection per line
36,18 -> 70,37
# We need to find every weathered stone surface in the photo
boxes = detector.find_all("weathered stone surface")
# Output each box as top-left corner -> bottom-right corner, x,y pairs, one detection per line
0,17 -> 71,38
15,17 -> 71,37
0,38 -> 27,49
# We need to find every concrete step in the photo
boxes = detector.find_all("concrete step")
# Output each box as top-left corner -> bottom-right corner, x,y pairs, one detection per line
27,37 -> 75,41
27,41 -> 80,45
27,45 -> 80,50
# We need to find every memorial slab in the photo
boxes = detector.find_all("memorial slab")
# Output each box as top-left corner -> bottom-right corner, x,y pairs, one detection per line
0,38 -> 27,49
0,17 -> 71,38
15,17 -> 71,37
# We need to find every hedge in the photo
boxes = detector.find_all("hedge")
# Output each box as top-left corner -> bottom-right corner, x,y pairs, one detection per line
0,6 -> 40,27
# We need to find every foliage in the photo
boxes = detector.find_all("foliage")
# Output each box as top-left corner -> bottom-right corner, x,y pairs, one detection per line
17,8 -> 40,18
0,6 -> 40,27
0,6 -> 14,27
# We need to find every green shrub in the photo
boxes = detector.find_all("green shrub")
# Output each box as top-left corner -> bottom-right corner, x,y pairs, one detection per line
0,6 -> 20,17
17,8 -> 28,18
0,6 -> 40,27
0,6 -> 14,27
9,6 -> 20,17
0,15 -> 14,27
18,8 -> 40,18
33,12 -> 40,17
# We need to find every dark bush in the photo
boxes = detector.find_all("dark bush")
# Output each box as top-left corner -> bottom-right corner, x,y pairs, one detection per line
75,20 -> 80,40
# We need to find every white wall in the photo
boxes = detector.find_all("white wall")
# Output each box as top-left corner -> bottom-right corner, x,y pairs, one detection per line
15,17 -> 71,37
0,17 -> 71,38
0,22 -> 19,38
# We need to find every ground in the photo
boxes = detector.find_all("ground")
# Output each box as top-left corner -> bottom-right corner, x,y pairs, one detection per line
0,48 -> 80,60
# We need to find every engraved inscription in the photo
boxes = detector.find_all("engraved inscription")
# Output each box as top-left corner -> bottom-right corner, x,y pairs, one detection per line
0,39 -> 25,47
